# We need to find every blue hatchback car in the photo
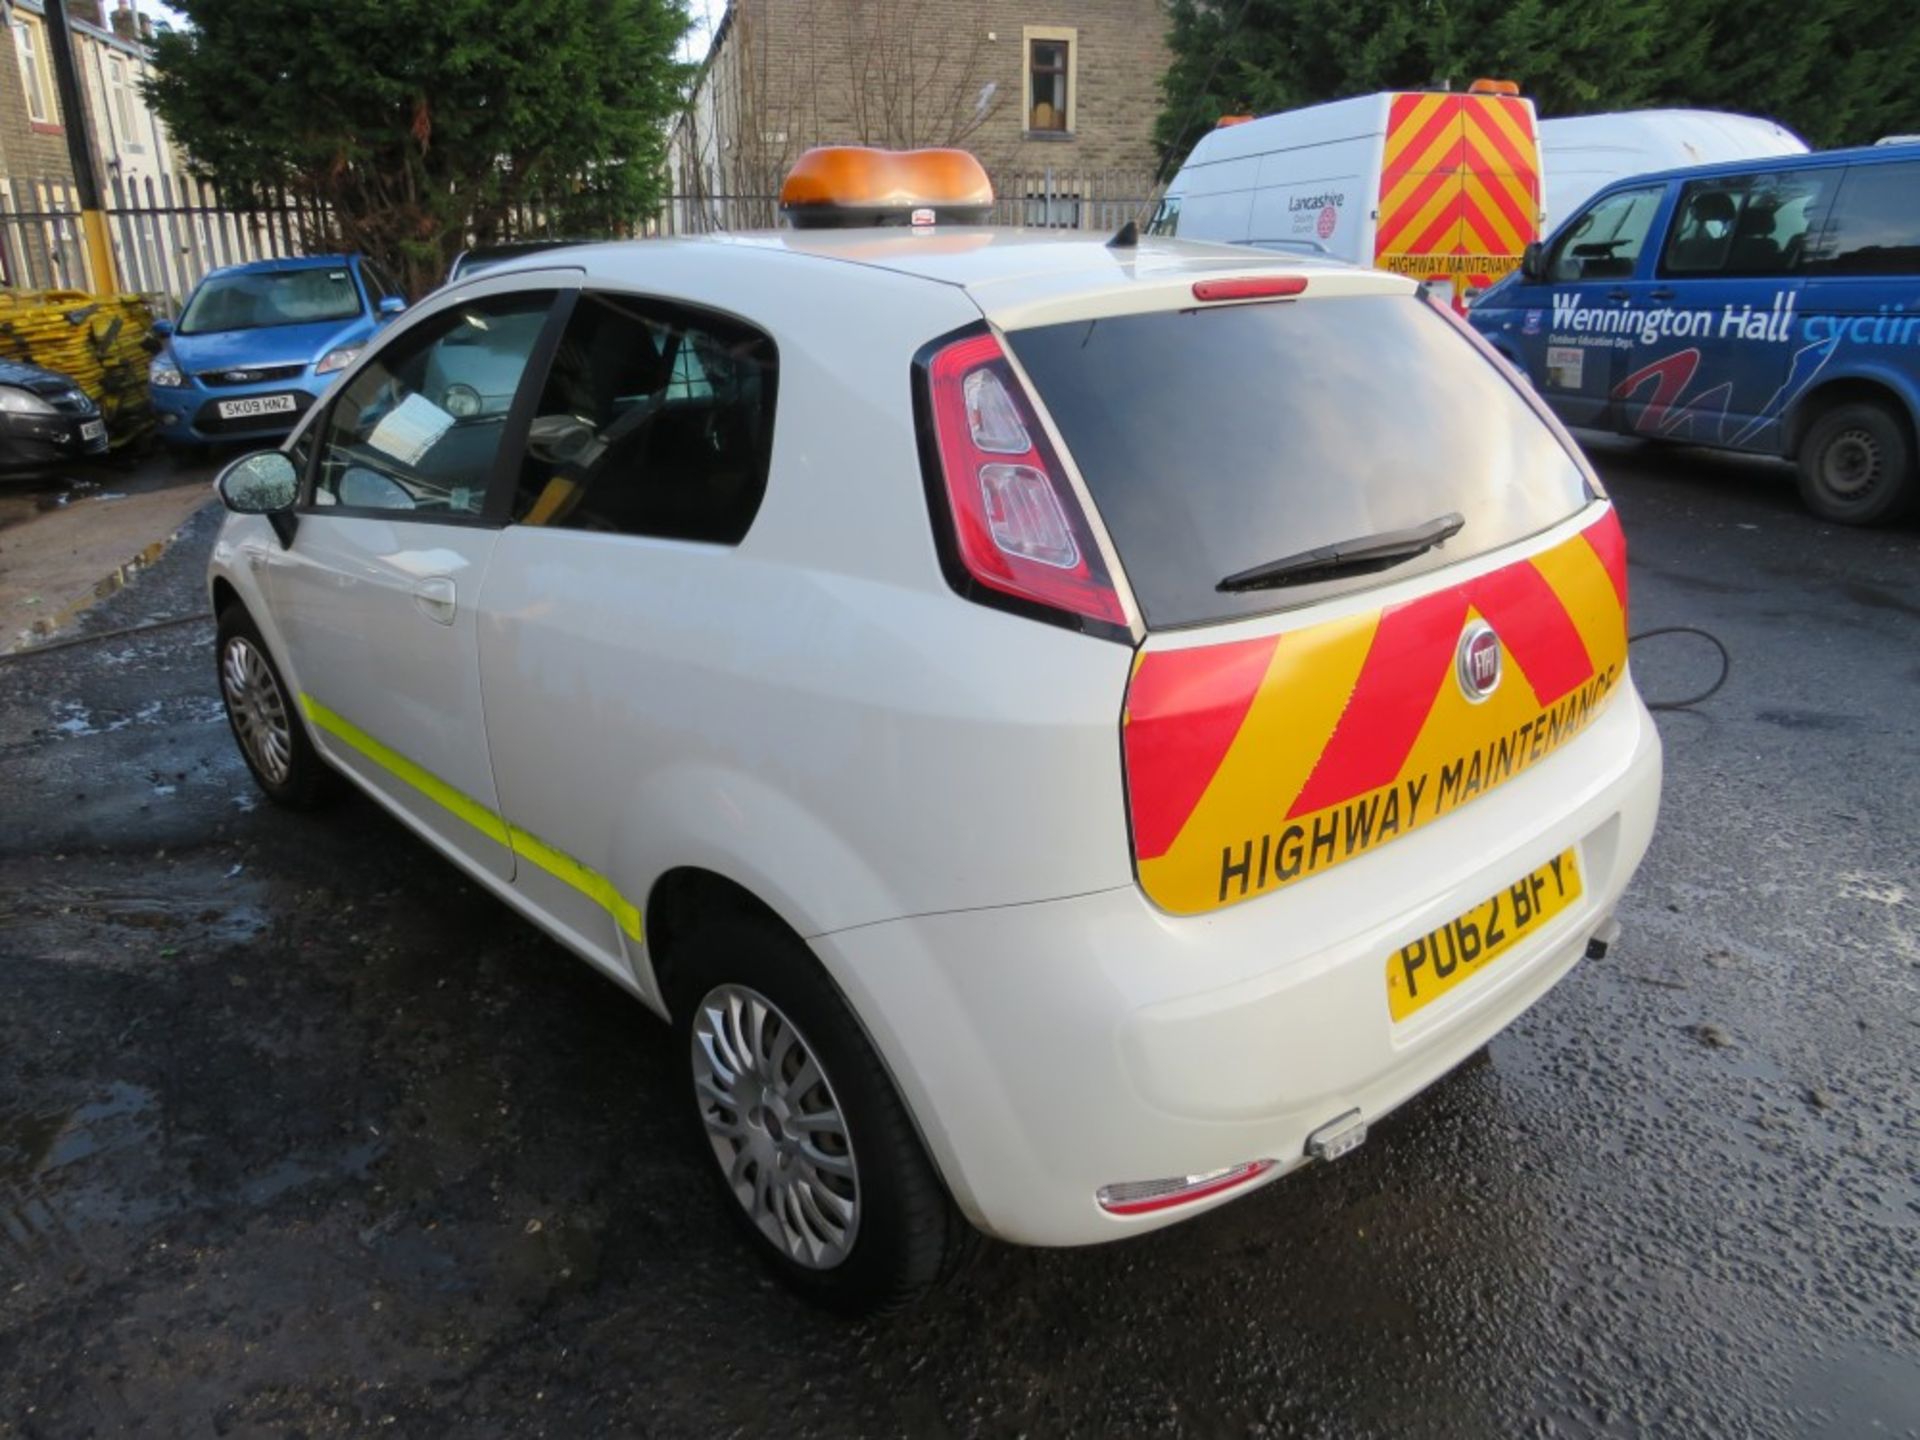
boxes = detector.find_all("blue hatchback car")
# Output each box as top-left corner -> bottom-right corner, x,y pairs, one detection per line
1470,141 -> 1920,523
149,254 -> 406,449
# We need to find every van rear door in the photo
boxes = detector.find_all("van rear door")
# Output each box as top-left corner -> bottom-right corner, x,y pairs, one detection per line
1375,91 -> 1543,308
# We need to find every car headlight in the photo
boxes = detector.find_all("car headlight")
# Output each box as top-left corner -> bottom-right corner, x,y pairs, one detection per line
0,385 -> 58,415
149,358 -> 185,388
315,345 -> 363,375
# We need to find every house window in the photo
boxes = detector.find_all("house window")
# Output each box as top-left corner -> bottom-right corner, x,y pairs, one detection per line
12,18 -> 54,126
107,56 -> 142,152
1024,27 -> 1076,136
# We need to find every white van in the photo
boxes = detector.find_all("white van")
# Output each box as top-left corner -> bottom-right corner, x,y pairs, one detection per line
1538,109 -> 1808,231
1152,82 -> 1545,305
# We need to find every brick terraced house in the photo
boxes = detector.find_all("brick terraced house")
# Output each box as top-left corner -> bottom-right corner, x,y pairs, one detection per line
671,0 -> 1171,229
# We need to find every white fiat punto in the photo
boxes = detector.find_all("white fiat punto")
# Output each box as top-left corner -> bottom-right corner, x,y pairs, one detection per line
208,148 -> 1662,1313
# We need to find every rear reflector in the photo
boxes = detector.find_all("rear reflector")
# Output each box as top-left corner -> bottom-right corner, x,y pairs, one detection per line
1096,1159 -> 1276,1216
924,332 -> 1127,626
1191,276 -> 1308,303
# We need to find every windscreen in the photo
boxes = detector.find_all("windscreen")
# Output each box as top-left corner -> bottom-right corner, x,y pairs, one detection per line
1006,293 -> 1590,629
179,267 -> 363,335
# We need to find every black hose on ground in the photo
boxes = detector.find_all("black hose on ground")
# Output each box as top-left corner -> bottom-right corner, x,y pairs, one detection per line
1629,625 -> 1731,711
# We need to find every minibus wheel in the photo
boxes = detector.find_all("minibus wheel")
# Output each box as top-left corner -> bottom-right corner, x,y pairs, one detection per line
1796,401 -> 1914,524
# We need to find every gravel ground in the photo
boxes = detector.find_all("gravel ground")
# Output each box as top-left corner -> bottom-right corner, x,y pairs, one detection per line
0,440 -> 1914,1438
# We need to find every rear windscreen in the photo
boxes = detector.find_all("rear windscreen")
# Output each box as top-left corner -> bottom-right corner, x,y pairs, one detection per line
1006,294 -> 1590,629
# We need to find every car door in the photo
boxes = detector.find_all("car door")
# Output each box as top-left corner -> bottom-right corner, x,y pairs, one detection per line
1613,167 -> 1839,448
1525,181 -> 1669,430
472,290 -> 780,994
264,278 -> 572,883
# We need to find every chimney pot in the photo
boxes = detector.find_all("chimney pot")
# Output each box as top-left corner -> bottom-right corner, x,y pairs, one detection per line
110,5 -> 137,40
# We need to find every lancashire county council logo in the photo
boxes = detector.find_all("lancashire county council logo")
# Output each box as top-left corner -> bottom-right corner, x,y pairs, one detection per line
1316,203 -> 1338,240
1456,621 -> 1501,702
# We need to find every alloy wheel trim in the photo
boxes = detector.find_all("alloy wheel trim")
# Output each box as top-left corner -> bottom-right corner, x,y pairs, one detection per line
221,635 -> 293,785
691,982 -> 861,1270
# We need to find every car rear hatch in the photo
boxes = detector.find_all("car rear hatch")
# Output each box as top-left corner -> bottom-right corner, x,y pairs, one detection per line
992,277 -> 1628,918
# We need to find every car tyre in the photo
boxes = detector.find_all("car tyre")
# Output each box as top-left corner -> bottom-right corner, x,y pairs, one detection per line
671,911 -> 974,1315
216,605 -> 337,809
1795,401 -> 1915,524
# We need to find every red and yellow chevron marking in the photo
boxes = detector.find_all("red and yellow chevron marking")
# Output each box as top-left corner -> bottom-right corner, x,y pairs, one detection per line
1122,510 -> 1628,916
1374,92 -> 1541,304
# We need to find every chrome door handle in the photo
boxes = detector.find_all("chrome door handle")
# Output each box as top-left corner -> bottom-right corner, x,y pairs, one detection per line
413,576 -> 456,625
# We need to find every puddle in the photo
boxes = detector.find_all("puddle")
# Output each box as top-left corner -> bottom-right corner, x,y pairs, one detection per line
9,535 -> 178,652
44,695 -> 192,739
8,866 -> 274,951
0,478 -> 91,535
0,1081 -> 170,1268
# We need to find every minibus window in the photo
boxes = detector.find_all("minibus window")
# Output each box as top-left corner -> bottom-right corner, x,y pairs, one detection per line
1660,170 -> 1838,277
1802,161 -> 1920,275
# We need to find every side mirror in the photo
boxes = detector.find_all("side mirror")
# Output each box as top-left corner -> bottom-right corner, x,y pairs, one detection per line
377,295 -> 406,318
215,450 -> 299,546
151,317 -> 174,338
1520,241 -> 1545,282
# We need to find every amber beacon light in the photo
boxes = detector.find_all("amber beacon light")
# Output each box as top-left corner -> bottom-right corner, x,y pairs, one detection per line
780,147 -> 996,229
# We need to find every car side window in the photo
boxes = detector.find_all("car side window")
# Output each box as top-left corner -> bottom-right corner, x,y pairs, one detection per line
1801,161 -> 1920,276
310,291 -> 554,517
1548,186 -> 1665,282
510,291 -> 778,544
1659,170 -> 1837,278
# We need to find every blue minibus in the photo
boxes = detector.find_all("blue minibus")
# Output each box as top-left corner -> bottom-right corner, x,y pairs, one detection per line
1471,141 -> 1920,523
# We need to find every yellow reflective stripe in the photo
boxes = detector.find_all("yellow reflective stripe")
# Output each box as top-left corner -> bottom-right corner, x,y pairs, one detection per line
506,824 -> 645,942
302,694 -> 510,846
300,693 -> 644,945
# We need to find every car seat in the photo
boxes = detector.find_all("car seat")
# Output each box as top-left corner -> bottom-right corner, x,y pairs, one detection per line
1669,191 -> 1737,272
1726,203 -> 1783,273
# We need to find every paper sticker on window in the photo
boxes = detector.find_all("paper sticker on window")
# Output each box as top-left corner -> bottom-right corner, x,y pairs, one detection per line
1546,345 -> 1585,389
367,392 -> 454,466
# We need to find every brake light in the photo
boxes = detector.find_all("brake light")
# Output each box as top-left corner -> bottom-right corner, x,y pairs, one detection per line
1191,275 -> 1307,303
924,332 -> 1127,626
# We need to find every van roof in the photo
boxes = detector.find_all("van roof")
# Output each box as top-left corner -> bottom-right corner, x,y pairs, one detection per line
1593,138 -> 1920,190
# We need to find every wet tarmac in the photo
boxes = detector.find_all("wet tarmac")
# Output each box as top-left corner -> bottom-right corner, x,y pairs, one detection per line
0,442 -> 1915,1436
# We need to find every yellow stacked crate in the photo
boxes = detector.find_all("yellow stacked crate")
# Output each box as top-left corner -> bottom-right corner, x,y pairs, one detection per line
0,288 -> 158,445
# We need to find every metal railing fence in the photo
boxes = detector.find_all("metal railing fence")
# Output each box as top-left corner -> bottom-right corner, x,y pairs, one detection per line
0,166 -> 1161,307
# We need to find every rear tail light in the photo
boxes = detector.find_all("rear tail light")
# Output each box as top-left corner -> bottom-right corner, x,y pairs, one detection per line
1096,1159 -> 1277,1216
923,331 -> 1127,628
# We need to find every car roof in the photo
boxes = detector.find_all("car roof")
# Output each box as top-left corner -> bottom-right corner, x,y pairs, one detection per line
452,226 -> 1410,333
464,226 -> 1400,310
1595,139 -> 1920,191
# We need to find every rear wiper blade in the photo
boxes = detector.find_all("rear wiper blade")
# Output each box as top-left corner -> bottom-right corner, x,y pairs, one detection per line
1216,511 -> 1466,593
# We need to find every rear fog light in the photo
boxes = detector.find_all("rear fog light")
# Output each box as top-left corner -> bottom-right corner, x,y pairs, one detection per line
1096,1159 -> 1277,1216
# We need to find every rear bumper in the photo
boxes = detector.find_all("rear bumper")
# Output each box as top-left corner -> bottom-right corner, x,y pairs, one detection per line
814,685 -> 1662,1247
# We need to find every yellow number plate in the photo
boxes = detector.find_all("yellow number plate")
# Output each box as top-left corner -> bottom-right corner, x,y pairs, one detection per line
1386,849 -> 1583,1022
